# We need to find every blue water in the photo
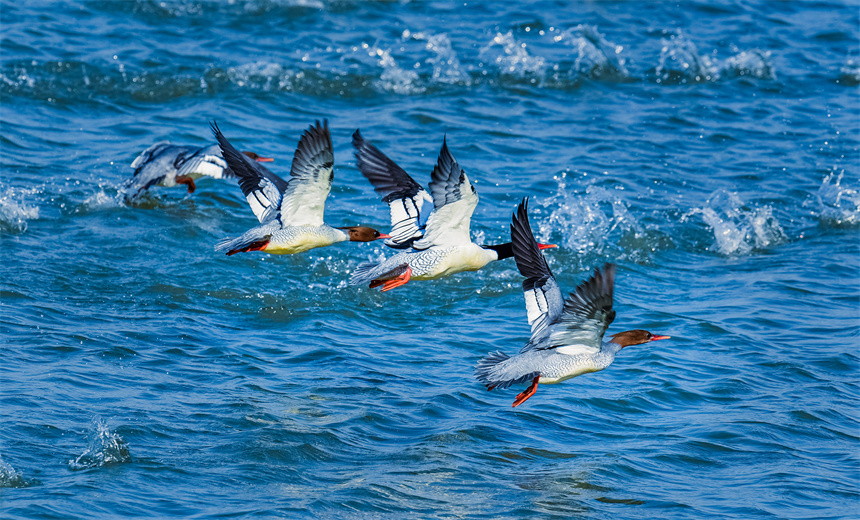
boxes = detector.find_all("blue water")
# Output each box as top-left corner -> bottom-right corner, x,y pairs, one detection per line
2,1 -> 859,518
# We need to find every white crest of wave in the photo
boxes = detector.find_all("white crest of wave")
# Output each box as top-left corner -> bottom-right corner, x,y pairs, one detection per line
480,31 -> 545,80
683,190 -> 786,255
363,42 -> 425,95
68,417 -> 131,470
0,186 -> 40,232
816,171 -> 860,227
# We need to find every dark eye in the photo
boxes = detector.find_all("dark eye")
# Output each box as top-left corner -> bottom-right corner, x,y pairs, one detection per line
646,332 -> 652,339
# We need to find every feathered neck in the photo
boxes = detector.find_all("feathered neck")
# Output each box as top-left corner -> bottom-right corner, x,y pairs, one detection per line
483,242 -> 513,260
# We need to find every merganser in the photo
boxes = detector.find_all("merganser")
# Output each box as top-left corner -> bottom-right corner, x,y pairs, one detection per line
349,130 -> 555,291
475,198 -> 670,407
123,142 -> 273,199
212,120 -> 388,256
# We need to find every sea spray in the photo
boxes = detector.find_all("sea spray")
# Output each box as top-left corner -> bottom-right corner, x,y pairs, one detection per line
68,418 -> 131,470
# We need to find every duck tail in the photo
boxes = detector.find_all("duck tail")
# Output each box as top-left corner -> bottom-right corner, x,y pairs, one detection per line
475,351 -> 540,392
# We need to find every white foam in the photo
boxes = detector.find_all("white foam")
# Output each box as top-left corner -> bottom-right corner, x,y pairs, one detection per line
656,30 -> 719,83
68,418 -> 131,470
0,186 -> 40,232
407,32 -> 471,85
721,49 -> 776,80
564,25 -> 629,79
479,32 -> 545,80
816,171 -> 860,227
684,190 -> 787,255
536,172 -> 641,255
363,43 -> 425,95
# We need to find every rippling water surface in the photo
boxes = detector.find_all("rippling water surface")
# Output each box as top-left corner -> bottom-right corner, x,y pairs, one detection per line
2,1 -> 858,518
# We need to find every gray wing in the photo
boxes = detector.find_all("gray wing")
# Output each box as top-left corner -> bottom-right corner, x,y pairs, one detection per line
130,141 -> 172,170
352,129 -> 431,249
511,198 -> 565,347
212,122 -> 288,224
279,120 -> 333,227
534,263 -> 616,354
174,143 -> 228,180
411,137 -> 478,250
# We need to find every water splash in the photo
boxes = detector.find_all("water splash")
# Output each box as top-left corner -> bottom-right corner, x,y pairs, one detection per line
656,30 -> 719,84
363,43 -> 425,95
225,61 -> 300,91
536,173 -> 641,257
480,32 -> 545,81
721,49 -> 776,80
404,31 -> 471,86
838,59 -> 860,86
563,25 -> 629,80
0,185 -> 40,233
0,454 -> 34,488
816,171 -> 860,227
683,190 -> 787,255
68,418 -> 132,470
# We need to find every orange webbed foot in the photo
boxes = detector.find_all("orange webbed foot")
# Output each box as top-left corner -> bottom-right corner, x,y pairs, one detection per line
175,175 -> 196,193
380,266 -> 412,292
512,376 -> 540,407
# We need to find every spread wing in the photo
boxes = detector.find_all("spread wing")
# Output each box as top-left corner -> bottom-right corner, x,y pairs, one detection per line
511,198 -> 565,346
212,122 -> 288,224
352,129 -> 431,249
410,137 -> 478,250
279,119 -> 334,227
174,144 -> 229,179
130,142 -> 171,170
528,263 -> 616,355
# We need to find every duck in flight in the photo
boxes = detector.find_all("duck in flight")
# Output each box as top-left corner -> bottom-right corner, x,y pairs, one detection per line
212,120 -> 388,256
349,130 -> 555,291
122,141 -> 273,200
475,198 -> 670,407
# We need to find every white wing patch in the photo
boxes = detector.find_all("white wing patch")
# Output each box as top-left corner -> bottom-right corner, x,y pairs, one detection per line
176,154 -> 228,179
245,177 -> 283,223
524,286 -> 549,335
555,344 -> 600,356
386,193 -> 425,245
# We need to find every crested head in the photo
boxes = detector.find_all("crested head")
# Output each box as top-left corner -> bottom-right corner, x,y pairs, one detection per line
340,226 -> 389,242
241,151 -> 274,162
610,329 -> 670,348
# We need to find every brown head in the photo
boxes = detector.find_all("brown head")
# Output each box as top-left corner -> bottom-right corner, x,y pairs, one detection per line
241,151 -> 274,162
610,329 -> 670,348
339,226 -> 391,242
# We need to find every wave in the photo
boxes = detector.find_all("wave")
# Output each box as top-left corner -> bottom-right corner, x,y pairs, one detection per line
68,418 -> 132,470
0,26 -> 783,104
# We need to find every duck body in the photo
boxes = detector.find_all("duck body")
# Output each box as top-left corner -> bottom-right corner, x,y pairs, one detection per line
212,120 -> 386,257
351,130 -> 553,291
475,199 -> 669,407
123,142 -> 272,200
351,242 -> 500,284
217,222 -> 353,256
